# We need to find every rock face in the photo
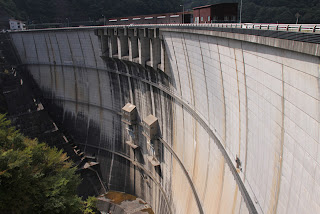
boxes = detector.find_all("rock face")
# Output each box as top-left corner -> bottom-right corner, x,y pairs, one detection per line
8,26 -> 320,214
97,191 -> 154,214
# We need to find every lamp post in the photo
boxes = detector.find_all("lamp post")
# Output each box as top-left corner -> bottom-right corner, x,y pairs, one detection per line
180,4 -> 185,24
102,14 -> 106,25
239,0 -> 243,23
295,13 -> 301,24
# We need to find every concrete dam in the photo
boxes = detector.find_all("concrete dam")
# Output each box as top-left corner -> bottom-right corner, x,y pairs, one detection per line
9,24 -> 320,214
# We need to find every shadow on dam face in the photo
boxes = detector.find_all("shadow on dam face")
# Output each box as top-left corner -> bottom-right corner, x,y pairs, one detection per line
35,58 -> 173,213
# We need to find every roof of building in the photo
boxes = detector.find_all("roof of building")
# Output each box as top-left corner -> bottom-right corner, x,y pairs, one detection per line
193,3 -> 238,10
143,114 -> 158,126
122,103 -> 136,113
9,19 -> 25,23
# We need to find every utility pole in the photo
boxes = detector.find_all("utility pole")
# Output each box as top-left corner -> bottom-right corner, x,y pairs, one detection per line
295,13 -> 301,24
180,4 -> 185,24
102,14 -> 106,25
239,0 -> 243,23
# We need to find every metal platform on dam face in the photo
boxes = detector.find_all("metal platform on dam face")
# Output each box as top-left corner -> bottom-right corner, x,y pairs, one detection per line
6,23 -> 320,214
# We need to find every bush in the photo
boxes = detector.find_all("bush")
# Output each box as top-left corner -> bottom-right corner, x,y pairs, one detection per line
0,113 -> 83,213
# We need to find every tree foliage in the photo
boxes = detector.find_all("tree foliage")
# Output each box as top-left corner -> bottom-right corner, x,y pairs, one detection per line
83,196 -> 99,214
185,0 -> 320,23
0,0 -> 182,23
0,113 -> 83,213
1,0 -> 319,24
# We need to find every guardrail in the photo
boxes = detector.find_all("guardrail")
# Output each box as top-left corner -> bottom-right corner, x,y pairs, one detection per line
7,23 -> 320,34
185,23 -> 320,34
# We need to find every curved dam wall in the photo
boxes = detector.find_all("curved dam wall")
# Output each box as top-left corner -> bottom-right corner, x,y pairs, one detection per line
9,26 -> 320,214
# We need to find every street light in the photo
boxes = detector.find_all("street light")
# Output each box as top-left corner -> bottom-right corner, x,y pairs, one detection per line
295,13 -> 301,24
66,18 -> 69,27
180,4 -> 184,24
102,14 -> 106,25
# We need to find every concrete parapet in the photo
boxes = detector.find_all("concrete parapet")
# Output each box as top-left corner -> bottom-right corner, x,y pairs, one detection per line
96,27 -> 164,70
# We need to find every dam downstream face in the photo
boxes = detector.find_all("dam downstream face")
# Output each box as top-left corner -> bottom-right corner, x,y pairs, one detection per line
21,57 -> 250,214
10,26 -> 320,214
9,28 -> 258,214
38,59 -> 175,213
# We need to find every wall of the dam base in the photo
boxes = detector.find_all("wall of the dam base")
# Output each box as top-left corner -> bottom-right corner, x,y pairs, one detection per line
10,28 -> 320,214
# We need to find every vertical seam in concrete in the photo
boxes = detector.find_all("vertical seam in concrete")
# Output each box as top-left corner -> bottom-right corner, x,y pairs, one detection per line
198,36 -> 210,201
181,33 -> 194,106
233,45 -> 242,214
234,47 -> 242,158
198,36 -> 210,119
77,31 -> 91,153
169,32 -> 182,97
44,34 -> 54,99
148,71 -> 156,115
128,76 -> 133,103
273,63 -> 285,214
31,33 -> 41,87
47,33 -> 58,96
217,161 -> 226,214
241,42 -> 249,182
53,32 -> 66,121
217,43 -> 227,146
65,33 -> 79,115
216,42 -> 227,214
231,186 -> 239,214
181,102 -> 186,169
118,73 -> 123,108
20,34 -> 27,62
89,31 -> 105,154
159,90 -> 164,140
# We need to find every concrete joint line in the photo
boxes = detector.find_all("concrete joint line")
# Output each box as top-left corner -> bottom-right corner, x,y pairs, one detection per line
158,137 -> 204,214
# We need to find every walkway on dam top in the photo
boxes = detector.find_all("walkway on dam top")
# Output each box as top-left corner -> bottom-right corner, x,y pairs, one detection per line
11,23 -> 320,34
12,23 -> 320,46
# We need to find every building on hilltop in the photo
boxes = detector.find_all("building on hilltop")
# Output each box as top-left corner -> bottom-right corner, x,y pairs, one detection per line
193,3 -> 238,24
9,19 -> 26,31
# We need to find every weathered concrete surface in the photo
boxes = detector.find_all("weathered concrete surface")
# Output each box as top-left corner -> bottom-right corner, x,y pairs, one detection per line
97,191 -> 154,214
9,26 -> 320,214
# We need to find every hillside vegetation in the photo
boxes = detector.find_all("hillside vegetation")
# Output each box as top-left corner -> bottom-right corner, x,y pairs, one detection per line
186,0 -> 320,23
0,0 -> 319,25
0,114 -> 82,213
0,0 -> 182,23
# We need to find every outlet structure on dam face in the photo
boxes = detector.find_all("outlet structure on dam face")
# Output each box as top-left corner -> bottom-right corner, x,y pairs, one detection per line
8,24 -> 320,214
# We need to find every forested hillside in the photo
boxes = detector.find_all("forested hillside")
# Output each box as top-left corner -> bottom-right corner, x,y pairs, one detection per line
0,0 -> 181,24
0,0 -> 319,25
186,0 -> 320,23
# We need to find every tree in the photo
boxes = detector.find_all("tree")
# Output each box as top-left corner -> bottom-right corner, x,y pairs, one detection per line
0,113 -> 83,213
83,196 -> 99,214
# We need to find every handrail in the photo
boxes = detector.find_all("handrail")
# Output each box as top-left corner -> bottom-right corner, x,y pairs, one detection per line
7,23 -> 320,34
